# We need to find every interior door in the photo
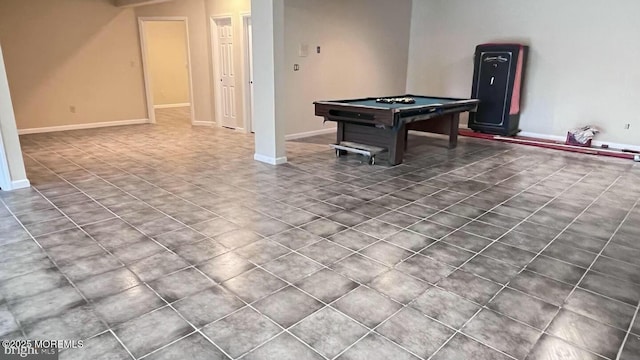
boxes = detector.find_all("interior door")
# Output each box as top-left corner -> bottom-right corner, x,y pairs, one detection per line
247,17 -> 255,133
215,18 -> 236,129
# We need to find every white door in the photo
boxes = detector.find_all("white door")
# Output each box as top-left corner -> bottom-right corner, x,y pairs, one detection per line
247,17 -> 255,132
214,18 -> 236,129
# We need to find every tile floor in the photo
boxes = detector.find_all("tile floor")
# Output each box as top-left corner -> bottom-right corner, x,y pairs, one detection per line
0,107 -> 639,359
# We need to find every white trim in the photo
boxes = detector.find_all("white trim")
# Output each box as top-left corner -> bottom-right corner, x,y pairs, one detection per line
519,131 -> 640,152
192,121 -> 215,127
241,13 -> 252,133
115,0 -> 173,8
153,103 -> 191,109
285,128 -> 336,141
254,153 -> 288,165
10,179 -> 30,190
138,17 -> 196,125
0,125 -> 11,191
18,119 -> 150,135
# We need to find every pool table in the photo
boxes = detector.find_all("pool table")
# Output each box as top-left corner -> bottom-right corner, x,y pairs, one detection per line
314,95 -> 480,165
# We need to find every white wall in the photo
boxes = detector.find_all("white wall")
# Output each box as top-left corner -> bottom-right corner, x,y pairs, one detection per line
0,45 -> 28,190
408,0 -> 640,146
284,0 -> 413,136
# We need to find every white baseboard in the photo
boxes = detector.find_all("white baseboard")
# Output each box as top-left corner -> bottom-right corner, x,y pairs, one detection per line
285,128 -> 336,140
192,121 -> 215,127
18,118 -> 150,135
11,179 -> 30,190
519,131 -> 640,152
254,153 -> 288,165
154,103 -> 191,109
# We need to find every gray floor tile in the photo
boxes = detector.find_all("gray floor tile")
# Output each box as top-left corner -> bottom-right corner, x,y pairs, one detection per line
202,307 -> 281,358
330,229 -> 379,251
421,241 -> 475,267
291,307 -> 368,358
377,307 -> 454,358
148,268 -> 213,303
173,286 -> 244,328
302,218 -> 347,238
329,211 -> 372,227
191,218 -> 239,238
145,333 -> 229,360
509,270 -> 574,306
270,228 -> 323,250
298,240 -> 352,266
376,211 -> 421,228
59,332 -> 130,360
526,256 -> 586,285
262,253 -> 324,283
547,309 -> 625,359
332,254 -> 389,283
481,242 -> 537,268
619,335 -> 640,360
93,285 -> 165,327
213,229 -> 263,250
369,269 -> 429,305
243,332 -> 324,360
129,251 -> 189,282
295,269 -> 358,304
408,220 -> 454,240
174,238 -> 229,265
337,333 -> 420,360
360,241 -> 412,266
76,268 -> 140,300
488,288 -> 558,330
254,286 -> 324,328
439,270 -> 502,305
8,286 -> 85,326
591,256 -> 640,284
385,230 -> 435,252
197,251 -> 255,283
334,286 -> 401,328
24,305 -> 105,340
542,242 -> 598,268
525,334 -> 606,360
0,268 -> 69,301
396,254 -> 454,283
499,231 -> 551,253
222,268 -> 287,303
564,288 -> 636,331
236,239 -> 290,265
462,309 -> 541,359
462,255 -> 520,284
115,306 -> 193,358
153,227 -> 206,249
442,230 -> 493,252
0,305 -> 19,337
432,333 -> 512,360
411,287 -> 480,328
579,271 -> 640,306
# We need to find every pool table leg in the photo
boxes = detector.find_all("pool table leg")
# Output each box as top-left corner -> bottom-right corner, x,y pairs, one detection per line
389,124 -> 407,166
449,113 -> 460,149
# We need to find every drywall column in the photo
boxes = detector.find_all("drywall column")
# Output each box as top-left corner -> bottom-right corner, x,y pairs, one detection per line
0,45 -> 29,191
251,0 -> 287,165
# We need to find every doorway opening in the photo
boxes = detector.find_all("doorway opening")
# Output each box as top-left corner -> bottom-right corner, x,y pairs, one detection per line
139,17 -> 195,127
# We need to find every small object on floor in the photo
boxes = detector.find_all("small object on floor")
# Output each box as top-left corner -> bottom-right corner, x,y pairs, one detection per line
330,142 -> 386,165
376,97 -> 416,104
601,144 -> 609,149
566,126 -> 599,147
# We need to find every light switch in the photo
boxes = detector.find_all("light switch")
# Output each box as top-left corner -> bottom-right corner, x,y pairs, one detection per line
317,46 -> 321,54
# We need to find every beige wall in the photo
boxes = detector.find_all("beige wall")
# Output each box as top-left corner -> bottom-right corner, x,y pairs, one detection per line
0,0 -> 147,131
284,0 -> 413,136
144,21 -> 191,106
408,0 -> 640,147
135,0 -> 213,123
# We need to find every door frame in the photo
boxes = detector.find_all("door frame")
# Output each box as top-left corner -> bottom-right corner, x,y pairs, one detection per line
0,127 -> 12,191
138,16 -> 195,125
210,14 -> 235,129
240,12 -> 253,133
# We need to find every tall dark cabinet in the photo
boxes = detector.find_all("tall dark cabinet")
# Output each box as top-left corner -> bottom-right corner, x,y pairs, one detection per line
468,44 -> 528,136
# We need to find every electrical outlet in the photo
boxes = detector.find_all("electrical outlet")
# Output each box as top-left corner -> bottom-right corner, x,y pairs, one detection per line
70,106 -> 76,114
293,64 -> 300,71
624,123 -> 630,129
